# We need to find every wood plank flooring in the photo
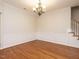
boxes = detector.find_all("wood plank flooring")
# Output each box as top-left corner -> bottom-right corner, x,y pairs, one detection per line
0,40 -> 79,59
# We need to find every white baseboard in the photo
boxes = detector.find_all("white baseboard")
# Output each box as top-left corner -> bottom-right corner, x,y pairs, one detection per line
36,32 -> 79,48
1,33 -> 35,49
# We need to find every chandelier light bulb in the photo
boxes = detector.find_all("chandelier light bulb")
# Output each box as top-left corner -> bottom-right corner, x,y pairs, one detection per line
33,8 -> 36,11
36,4 -> 39,8
42,5 -> 46,9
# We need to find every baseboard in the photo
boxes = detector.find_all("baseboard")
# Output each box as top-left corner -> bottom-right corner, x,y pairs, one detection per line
1,39 -> 36,50
36,32 -> 79,48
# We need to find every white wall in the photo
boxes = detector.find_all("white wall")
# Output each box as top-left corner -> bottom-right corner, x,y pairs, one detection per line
36,7 -> 79,48
0,0 -> 3,49
0,2 -> 36,49
0,10 -> 1,48
0,1 -> 79,49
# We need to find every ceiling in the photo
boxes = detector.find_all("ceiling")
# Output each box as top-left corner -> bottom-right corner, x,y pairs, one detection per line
3,0 -> 79,12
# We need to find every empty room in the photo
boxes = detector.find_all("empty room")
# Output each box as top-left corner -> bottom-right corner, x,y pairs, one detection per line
0,0 -> 79,59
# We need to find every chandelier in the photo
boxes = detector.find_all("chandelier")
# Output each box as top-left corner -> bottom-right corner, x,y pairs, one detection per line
33,0 -> 46,16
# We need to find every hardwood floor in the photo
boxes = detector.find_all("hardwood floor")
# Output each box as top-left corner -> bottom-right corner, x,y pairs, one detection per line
0,40 -> 79,59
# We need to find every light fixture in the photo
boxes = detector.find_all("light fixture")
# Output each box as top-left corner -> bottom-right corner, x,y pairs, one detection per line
33,0 -> 46,16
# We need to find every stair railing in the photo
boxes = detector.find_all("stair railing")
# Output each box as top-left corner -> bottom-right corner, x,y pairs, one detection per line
71,19 -> 79,40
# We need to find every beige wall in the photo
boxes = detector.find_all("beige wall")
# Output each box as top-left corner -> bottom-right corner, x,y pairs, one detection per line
0,1 -> 79,49
37,7 -> 71,33
36,7 -> 79,48
0,0 -> 3,49
0,13 -> 1,48
1,2 -> 36,49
